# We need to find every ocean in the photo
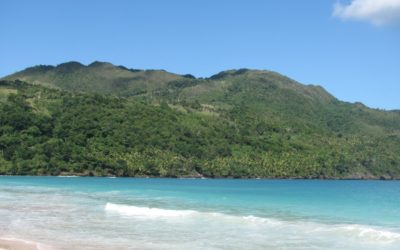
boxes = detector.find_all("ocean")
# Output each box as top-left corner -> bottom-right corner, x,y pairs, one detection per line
0,176 -> 399,249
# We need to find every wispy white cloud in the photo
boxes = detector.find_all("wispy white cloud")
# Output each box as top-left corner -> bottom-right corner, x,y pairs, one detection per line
333,0 -> 400,26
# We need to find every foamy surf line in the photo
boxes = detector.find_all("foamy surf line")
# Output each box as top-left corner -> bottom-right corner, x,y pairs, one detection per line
105,202 -> 198,217
105,202 -> 400,243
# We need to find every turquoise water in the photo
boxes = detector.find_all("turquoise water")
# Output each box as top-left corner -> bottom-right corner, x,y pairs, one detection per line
1,176 -> 400,249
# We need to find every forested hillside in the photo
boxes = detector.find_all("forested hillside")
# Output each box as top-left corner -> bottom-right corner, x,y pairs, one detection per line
1,62 -> 400,178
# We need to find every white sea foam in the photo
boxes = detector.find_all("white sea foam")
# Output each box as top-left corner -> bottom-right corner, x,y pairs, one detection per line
105,202 -> 400,244
105,203 -> 278,223
105,203 -> 198,218
338,225 -> 400,242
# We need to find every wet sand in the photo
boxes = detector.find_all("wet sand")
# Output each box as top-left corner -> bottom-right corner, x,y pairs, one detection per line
0,239 -> 39,250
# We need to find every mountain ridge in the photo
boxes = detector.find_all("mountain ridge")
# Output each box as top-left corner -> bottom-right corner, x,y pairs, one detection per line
2,62 -> 336,100
3,61 -> 398,108
5,61 -> 394,111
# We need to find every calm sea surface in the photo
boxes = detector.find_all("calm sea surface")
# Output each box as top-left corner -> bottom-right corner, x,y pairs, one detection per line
1,176 -> 399,249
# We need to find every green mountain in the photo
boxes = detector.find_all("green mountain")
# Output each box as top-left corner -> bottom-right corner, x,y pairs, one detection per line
1,62 -> 399,179
3,61 -> 185,96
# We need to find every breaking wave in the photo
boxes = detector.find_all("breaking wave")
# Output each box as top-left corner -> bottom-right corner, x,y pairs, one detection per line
105,202 -> 400,243
105,202 -> 198,217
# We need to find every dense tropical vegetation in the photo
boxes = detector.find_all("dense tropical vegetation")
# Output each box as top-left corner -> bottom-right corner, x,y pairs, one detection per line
1,62 -> 399,178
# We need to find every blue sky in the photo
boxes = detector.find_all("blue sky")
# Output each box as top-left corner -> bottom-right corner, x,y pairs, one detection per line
1,0 -> 399,109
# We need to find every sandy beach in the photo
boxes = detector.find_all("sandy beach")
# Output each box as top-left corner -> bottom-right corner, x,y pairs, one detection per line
0,238 -> 41,250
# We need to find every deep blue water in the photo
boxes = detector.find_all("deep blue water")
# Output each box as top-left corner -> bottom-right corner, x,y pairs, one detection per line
1,176 -> 399,249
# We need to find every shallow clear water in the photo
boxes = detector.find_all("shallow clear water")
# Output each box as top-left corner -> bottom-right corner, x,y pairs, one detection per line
0,176 -> 400,249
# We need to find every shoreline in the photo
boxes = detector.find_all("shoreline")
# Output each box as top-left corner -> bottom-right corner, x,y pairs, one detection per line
1,174 -> 399,180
